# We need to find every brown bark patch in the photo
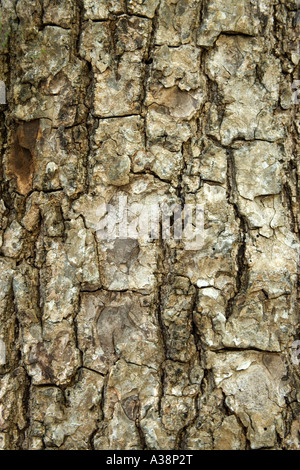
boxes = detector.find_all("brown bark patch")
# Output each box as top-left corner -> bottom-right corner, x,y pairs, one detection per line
8,119 -> 40,195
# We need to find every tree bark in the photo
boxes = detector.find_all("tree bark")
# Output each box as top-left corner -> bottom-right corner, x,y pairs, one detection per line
0,0 -> 299,450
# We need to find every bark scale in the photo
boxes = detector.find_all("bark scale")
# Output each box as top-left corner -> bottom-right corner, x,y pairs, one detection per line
0,0 -> 299,450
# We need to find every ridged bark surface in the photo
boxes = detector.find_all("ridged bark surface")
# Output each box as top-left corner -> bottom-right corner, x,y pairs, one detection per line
0,0 -> 299,450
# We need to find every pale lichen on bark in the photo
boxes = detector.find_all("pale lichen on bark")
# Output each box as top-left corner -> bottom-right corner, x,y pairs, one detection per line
0,0 -> 299,450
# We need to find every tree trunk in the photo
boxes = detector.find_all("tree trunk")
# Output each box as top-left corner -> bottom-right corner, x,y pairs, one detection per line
0,0 -> 299,450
